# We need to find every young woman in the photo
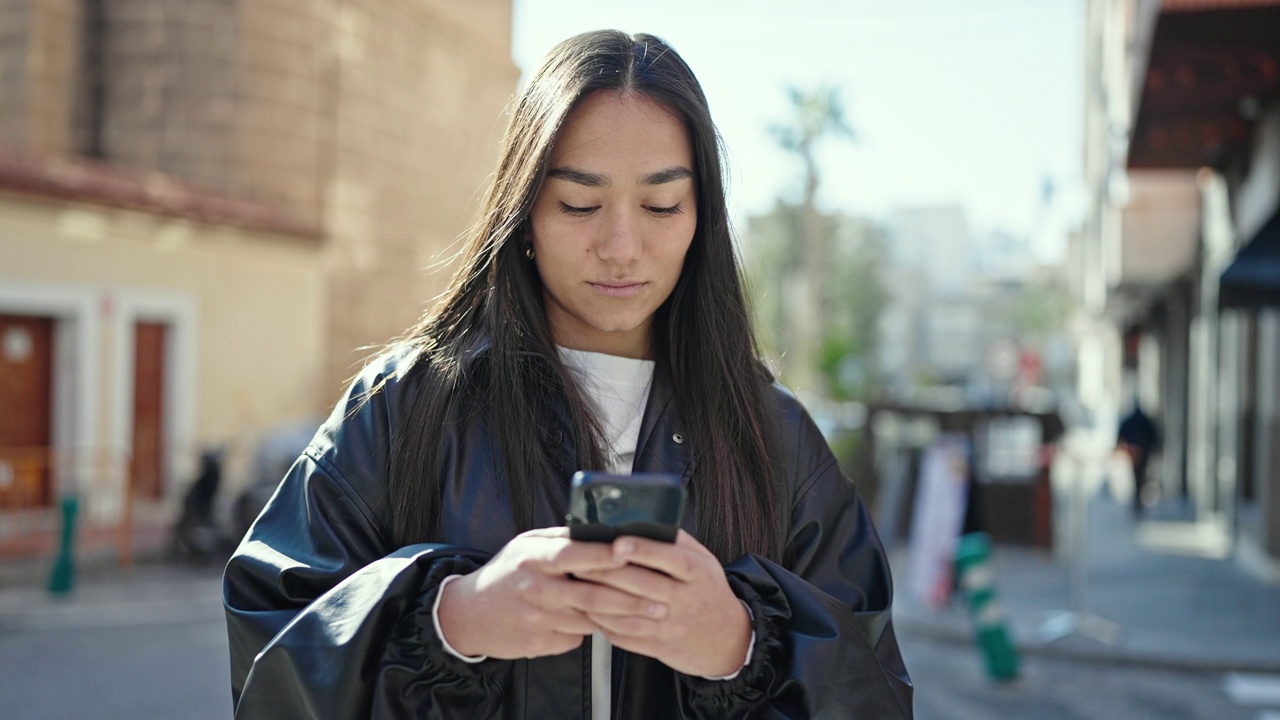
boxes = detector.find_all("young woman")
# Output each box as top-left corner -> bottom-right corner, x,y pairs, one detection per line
224,30 -> 912,719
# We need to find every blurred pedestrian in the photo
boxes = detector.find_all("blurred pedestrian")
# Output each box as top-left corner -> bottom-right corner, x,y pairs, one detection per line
169,446 -> 230,560
223,30 -> 911,719
1116,400 -> 1160,516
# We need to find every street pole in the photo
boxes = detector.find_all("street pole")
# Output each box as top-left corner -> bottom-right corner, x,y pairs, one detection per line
1039,446 -> 1122,644
956,532 -> 1019,681
48,494 -> 79,595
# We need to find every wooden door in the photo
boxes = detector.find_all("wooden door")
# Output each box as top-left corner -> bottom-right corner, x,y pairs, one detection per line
131,322 -> 167,500
0,315 -> 54,508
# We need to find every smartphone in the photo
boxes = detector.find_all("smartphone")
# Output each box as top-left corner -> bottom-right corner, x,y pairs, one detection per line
566,471 -> 686,543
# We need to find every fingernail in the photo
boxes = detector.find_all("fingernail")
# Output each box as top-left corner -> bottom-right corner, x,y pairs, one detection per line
615,539 -> 635,557
648,602 -> 666,618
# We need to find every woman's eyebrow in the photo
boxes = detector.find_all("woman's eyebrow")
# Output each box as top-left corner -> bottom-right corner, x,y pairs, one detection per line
547,167 -> 608,187
641,167 -> 693,185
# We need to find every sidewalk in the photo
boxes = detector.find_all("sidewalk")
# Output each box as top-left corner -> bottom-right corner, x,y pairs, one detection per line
890,495 -> 1280,674
0,558 -> 225,632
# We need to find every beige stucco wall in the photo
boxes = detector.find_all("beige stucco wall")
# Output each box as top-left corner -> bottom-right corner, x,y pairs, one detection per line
315,1 -> 519,396
0,192 -> 325,514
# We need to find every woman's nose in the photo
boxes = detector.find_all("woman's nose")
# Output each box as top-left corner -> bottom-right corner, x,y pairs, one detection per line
595,208 -> 642,262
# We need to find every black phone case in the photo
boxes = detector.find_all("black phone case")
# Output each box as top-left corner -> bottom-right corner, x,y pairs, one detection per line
566,471 -> 686,543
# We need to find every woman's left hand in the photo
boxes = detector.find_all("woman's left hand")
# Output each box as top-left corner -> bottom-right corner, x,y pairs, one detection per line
573,530 -> 752,677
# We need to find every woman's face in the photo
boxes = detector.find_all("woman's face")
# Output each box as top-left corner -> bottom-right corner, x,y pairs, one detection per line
529,90 -> 697,359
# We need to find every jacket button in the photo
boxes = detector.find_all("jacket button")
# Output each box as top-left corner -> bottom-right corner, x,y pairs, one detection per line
549,430 -> 564,446
672,433 -> 684,444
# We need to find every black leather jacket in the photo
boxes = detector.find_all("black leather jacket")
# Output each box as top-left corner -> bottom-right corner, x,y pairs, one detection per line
223,345 -> 913,719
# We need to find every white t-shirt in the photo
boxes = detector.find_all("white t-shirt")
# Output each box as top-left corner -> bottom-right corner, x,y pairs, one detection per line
557,346 -> 655,476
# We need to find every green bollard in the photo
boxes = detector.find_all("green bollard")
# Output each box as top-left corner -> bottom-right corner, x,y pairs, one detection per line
48,495 -> 79,596
955,532 -> 1019,681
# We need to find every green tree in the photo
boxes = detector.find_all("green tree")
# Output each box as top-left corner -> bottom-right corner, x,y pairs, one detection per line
765,85 -> 855,395
745,203 -> 886,401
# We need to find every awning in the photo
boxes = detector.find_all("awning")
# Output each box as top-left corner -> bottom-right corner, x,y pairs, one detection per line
1128,5 -> 1280,170
1220,210 -> 1280,309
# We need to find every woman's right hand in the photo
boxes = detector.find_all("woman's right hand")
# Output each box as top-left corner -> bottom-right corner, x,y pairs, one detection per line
435,527 -> 670,659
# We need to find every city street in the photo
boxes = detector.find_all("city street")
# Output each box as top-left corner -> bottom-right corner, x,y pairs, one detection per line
1,560 -> 1276,719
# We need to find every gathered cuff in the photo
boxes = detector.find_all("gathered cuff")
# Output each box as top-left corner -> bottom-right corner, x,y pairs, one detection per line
677,570 -> 790,716
372,555 -> 505,717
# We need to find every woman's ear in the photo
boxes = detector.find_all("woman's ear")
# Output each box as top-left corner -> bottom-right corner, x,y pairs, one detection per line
521,221 -> 536,260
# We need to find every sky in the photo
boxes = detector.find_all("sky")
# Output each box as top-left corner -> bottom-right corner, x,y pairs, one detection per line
512,0 -> 1084,262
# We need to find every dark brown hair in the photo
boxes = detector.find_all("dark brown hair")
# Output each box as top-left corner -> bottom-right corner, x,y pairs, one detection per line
386,30 -> 783,563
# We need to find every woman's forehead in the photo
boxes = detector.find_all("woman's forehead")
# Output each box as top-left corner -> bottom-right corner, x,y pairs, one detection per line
548,90 -> 693,175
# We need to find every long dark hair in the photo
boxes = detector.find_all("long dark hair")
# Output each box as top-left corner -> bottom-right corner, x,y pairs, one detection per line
386,30 -> 783,563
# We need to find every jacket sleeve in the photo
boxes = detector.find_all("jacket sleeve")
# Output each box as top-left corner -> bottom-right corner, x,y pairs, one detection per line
677,406 -> 913,719
223,360 -> 509,719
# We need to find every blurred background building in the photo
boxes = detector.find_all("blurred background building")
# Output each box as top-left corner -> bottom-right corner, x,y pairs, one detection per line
0,0 -> 517,559
876,205 -> 1071,405
1080,0 -> 1280,576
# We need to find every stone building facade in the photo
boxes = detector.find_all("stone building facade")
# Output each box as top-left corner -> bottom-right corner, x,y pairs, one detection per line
0,0 -> 517,557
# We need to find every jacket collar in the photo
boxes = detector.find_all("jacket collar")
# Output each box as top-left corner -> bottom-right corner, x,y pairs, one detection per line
632,360 -> 694,484
454,334 -> 693,480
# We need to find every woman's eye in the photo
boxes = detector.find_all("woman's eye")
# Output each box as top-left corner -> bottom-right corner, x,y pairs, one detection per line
647,204 -> 683,216
559,202 -> 597,216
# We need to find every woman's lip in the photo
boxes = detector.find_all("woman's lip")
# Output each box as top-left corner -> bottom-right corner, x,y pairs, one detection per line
589,281 -> 646,298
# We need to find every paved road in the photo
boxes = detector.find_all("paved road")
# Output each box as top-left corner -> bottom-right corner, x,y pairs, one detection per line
0,564 -> 230,720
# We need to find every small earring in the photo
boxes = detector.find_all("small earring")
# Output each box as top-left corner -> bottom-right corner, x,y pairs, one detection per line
524,245 -> 535,260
